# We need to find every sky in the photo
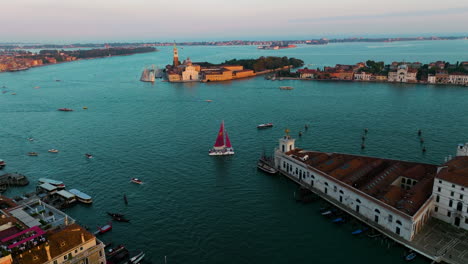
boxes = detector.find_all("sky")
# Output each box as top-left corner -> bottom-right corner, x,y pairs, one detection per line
1,0 -> 468,43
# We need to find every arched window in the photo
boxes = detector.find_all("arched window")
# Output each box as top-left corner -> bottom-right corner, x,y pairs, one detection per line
356,199 -> 361,204
324,182 -> 329,186
374,209 -> 380,214
339,190 -> 344,194
396,220 -> 402,225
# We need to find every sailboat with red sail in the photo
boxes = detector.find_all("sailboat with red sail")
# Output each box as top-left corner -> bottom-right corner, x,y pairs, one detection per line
209,121 -> 234,156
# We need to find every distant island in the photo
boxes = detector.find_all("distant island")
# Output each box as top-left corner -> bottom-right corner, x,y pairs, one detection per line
164,44 -> 304,82
0,47 -> 156,72
292,60 -> 468,86
1,35 -> 467,50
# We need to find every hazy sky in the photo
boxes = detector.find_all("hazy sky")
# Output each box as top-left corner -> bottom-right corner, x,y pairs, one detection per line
2,0 -> 468,42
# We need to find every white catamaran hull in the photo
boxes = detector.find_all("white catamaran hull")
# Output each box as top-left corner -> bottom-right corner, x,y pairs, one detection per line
209,150 -> 235,156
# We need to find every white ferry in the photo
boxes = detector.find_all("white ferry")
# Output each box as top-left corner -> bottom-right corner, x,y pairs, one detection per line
68,189 -> 93,204
38,178 -> 66,189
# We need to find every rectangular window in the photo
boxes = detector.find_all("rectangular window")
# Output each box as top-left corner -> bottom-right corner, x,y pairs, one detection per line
437,187 -> 441,192
447,211 -> 451,217
439,180 -> 442,184
451,191 -> 454,197
388,215 -> 393,222
460,194 -> 464,200
436,195 -> 440,202
449,200 -> 453,207
435,206 -> 438,212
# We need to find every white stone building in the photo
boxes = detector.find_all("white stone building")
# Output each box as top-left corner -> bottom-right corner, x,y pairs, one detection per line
448,74 -> 468,85
354,72 -> 373,81
432,143 -> 468,230
274,135 -> 435,241
388,65 -> 418,83
428,74 -> 436,84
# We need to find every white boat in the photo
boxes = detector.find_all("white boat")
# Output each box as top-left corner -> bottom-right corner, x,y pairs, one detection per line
48,149 -> 59,153
209,121 -> 234,156
126,251 -> 145,264
38,178 -> 66,189
0,159 -> 5,169
68,189 -> 93,204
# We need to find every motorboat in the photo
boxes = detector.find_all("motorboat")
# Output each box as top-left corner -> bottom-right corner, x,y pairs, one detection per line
126,251 -> 145,264
131,178 -> 142,184
69,189 -> 93,204
0,159 -> 5,169
257,156 -> 278,174
48,149 -> 59,153
85,153 -> 93,159
279,86 -> 294,90
27,137 -> 34,141
257,123 -> 273,129
94,222 -> 112,235
205,100 -> 212,102
106,245 -> 127,259
405,252 -> 417,261
209,121 -> 234,156
38,178 -> 66,189
351,227 -> 368,235
83,106 -> 88,109
58,108 -> 73,111
27,152 -> 38,156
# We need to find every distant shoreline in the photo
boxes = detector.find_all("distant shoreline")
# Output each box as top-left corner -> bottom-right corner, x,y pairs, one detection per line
1,36 -> 467,49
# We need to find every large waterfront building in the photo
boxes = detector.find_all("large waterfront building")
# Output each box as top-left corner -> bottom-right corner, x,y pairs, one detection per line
388,64 -> 418,83
274,134 -> 468,241
0,197 -> 105,264
432,143 -> 468,230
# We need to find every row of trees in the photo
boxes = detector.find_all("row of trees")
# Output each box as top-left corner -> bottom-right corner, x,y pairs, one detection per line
222,56 -> 304,72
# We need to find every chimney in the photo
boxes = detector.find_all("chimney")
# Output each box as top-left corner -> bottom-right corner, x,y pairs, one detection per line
45,243 -> 52,261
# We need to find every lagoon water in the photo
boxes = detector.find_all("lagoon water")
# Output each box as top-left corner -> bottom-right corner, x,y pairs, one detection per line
1,40 -> 468,263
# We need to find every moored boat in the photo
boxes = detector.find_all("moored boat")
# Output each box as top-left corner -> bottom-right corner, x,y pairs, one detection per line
351,227 -> 368,235
112,216 -> 130,223
48,149 -> 59,153
209,121 -> 234,156
58,108 -> 73,111
257,156 -> 278,174
405,252 -> 417,261
257,123 -> 273,129
38,178 -> 66,189
68,189 -> 93,204
125,251 -> 145,264
131,178 -> 142,184
94,222 -> 112,235
0,159 -> 5,169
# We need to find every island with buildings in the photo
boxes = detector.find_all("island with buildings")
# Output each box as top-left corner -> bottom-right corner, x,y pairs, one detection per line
274,133 -> 468,264
295,60 -> 468,86
164,44 -> 304,82
0,46 -> 156,73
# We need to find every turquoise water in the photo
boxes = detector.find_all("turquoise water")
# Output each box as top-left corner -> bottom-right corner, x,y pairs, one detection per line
1,40 -> 468,263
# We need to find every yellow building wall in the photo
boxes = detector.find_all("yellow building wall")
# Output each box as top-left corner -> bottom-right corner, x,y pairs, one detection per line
222,65 -> 243,71
233,70 -> 255,79
204,70 -> 233,82
168,73 -> 182,82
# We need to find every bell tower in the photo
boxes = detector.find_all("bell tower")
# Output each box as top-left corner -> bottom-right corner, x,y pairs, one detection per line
173,42 -> 180,67
279,129 -> 295,153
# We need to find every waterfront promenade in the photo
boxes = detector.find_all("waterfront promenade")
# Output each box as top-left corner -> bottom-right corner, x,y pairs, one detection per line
279,169 -> 468,264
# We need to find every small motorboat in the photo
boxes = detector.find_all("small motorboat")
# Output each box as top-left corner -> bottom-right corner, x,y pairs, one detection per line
27,152 -> 38,156
48,149 -> 59,153
405,252 -> 417,261
58,108 -> 73,111
55,80 -> 61,82
28,137 -> 34,141
332,217 -> 345,223
205,100 -> 212,102
94,222 -> 112,235
34,86 -> 40,89
321,209 -> 335,216
0,159 -> 6,169
351,227 -> 368,235
257,123 -> 273,129
107,245 -> 127,258
11,93 -> 16,95
126,251 -> 145,264
279,86 -> 294,90
107,212 -> 125,218
85,153 -> 93,159
131,178 -> 142,184
83,106 -> 88,109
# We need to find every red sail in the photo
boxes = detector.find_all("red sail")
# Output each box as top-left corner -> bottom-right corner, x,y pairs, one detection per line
213,121 -> 225,147
225,130 -> 232,148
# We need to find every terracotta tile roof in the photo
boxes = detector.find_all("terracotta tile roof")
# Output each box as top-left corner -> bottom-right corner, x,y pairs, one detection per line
286,149 -> 438,216
437,156 -> 468,187
14,224 -> 95,264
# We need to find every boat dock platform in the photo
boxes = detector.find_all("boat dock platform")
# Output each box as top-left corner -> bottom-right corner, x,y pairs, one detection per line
0,173 -> 29,192
279,169 -> 468,264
